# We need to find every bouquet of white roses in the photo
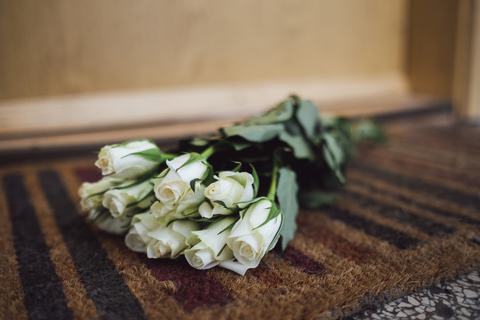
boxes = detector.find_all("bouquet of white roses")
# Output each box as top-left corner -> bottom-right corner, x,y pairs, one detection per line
78,96 -> 382,275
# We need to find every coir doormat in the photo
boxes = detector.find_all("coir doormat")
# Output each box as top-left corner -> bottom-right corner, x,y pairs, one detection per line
1,124 -> 480,320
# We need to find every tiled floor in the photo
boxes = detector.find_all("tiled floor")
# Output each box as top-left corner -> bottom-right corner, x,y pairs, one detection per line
350,269 -> 480,320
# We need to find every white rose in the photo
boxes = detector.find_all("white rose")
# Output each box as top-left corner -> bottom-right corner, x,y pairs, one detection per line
184,216 -> 237,270
153,154 -> 208,216
95,140 -> 162,179
200,171 -> 254,218
150,201 -> 176,219
150,187 -> 204,221
146,220 -> 200,259
78,178 -> 120,211
221,198 -> 282,275
125,211 -> 161,252
102,179 -> 155,218
90,210 -> 132,235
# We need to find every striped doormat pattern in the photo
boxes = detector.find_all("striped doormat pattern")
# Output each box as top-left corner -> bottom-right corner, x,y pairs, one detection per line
1,124 -> 480,320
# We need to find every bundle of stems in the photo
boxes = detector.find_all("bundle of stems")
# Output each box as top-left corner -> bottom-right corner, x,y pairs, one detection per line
78,96 -> 383,275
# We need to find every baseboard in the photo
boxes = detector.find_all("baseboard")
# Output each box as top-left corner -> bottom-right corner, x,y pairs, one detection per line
0,74 -> 449,153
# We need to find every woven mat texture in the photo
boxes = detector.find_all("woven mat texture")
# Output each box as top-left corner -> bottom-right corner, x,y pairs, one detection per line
1,124 -> 480,320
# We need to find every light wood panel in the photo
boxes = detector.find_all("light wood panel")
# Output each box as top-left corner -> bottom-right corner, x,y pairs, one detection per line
0,0 -> 408,100
0,75 -> 407,137
453,0 -> 480,121
407,0 -> 459,98
0,92 -> 443,154
467,1 -> 480,120
452,0 -> 475,120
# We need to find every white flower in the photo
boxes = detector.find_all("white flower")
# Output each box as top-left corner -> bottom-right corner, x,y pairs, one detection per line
78,178 -> 120,211
146,220 -> 200,259
153,154 -> 208,217
90,211 -> 132,235
95,140 -> 162,179
150,189 -> 204,221
221,198 -> 282,275
198,201 -> 215,218
200,171 -> 254,218
125,211 -> 161,253
102,179 -> 155,218
150,201 -> 177,218
184,216 -> 237,270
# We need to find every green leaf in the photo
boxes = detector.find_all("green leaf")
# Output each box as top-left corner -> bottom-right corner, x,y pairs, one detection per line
277,167 -> 299,250
298,190 -> 338,209
235,197 -> 263,208
216,243 -> 228,257
353,119 -> 386,145
89,208 -> 109,223
245,99 -> 294,125
296,99 -> 321,143
176,152 -> 204,171
222,124 -> 284,143
166,218 -> 183,227
200,161 -> 216,187
168,215 -> 223,227
278,119 -> 315,160
187,216 -> 224,223
85,188 -> 112,200
126,190 -> 155,208
220,140 -> 252,151
190,178 -> 201,192
213,200 -> 238,212
112,176 -> 151,190
253,200 -> 282,230
322,116 -> 352,135
322,133 -> 346,184
121,220 -> 133,229
267,212 -> 283,252
186,162 -> 211,192
226,175 -> 246,188
158,169 -> 170,179
231,160 -> 242,172
250,164 -> 259,197
217,219 -> 238,235
279,130 -> 314,160
189,138 -> 210,147
180,209 -> 199,217
122,148 -> 162,162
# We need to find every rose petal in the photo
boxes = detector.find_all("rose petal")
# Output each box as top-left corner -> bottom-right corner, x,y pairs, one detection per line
125,229 -> 147,252
219,259 -> 260,276
199,201 -> 214,218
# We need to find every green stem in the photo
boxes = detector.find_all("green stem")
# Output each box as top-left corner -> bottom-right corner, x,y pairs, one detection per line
161,153 -> 178,161
200,145 -> 216,160
267,159 -> 279,201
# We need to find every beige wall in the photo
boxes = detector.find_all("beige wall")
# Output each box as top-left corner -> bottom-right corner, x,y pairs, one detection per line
468,1 -> 480,120
0,0 -> 408,100
407,0 -> 459,98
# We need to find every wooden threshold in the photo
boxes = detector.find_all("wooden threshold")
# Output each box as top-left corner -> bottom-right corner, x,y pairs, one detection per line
0,96 -> 449,155
1,75 -> 407,136
0,74 -> 450,154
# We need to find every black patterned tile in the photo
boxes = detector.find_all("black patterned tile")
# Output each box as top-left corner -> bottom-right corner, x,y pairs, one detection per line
350,269 -> 480,319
